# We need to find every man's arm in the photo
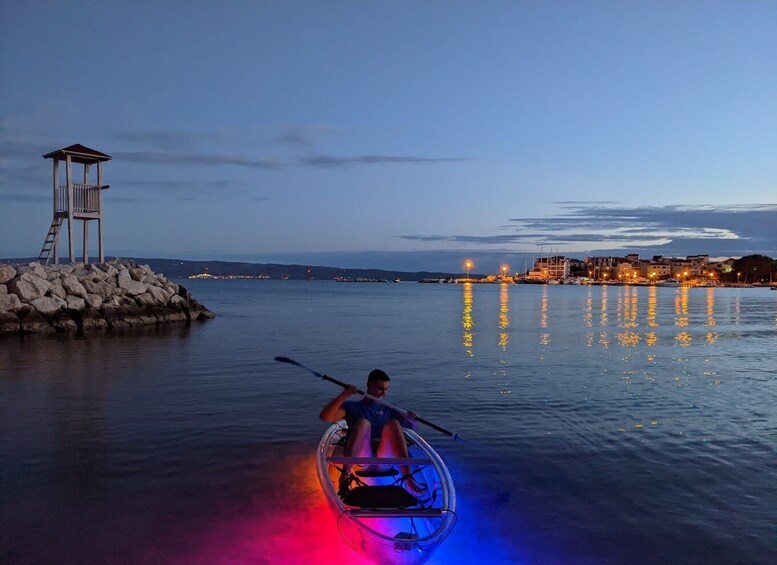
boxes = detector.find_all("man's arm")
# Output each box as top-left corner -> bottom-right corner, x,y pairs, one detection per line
319,384 -> 358,422
397,410 -> 419,431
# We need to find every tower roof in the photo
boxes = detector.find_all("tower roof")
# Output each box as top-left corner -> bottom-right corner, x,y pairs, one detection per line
43,144 -> 112,164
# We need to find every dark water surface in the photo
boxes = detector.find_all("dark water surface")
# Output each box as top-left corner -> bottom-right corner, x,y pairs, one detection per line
1,281 -> 775,564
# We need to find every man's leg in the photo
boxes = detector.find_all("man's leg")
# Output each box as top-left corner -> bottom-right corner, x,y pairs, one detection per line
378,420 -> 426,495
341,418 -> 371,493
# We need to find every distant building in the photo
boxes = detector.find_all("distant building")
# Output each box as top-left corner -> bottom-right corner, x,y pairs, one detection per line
616,261 -> 639,280
568,258 -> 586,274
585,254 -> 717,281
643,261 -> 672,279
533,256 -> 570,280
585,256 -> 620,279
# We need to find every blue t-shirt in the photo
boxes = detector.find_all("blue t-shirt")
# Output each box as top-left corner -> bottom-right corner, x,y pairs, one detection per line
343,400 -> 407,439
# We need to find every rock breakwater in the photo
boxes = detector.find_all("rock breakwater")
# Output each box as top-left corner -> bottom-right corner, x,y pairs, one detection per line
0,259 -> 214,335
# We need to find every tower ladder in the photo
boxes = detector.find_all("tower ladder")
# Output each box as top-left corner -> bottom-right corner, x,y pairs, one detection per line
38,217 -> 63,265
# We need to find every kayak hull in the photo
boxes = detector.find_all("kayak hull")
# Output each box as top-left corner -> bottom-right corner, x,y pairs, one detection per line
316,421 -> 457,564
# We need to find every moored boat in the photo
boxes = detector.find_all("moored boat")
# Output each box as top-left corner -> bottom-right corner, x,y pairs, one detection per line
316,420 -> 457,564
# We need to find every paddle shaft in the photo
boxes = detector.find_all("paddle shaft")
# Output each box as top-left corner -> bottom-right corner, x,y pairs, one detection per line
274,356 -> 460,440
321,375 -> 457,439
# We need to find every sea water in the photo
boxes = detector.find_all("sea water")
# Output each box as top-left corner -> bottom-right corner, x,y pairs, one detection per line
1,281 -> 775,564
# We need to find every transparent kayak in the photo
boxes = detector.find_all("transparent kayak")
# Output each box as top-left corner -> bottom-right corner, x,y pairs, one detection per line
316,421 -> 457,564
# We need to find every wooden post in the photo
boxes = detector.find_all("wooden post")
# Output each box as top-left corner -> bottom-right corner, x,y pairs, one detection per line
66,155 -> 74,263
97,162 -> 104,263
83,163 -> 90,264
83,220 -> 89,264
53,159 -> 59,264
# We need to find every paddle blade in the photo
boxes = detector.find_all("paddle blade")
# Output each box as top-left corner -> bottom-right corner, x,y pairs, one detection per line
274,356 -> 323,378
274,356 -> 297,365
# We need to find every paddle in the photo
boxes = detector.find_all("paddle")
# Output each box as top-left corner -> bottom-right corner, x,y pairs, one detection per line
274,356 -> 462,440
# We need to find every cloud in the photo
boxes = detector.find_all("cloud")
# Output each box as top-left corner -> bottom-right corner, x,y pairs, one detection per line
0,193 -> 48,203
114,150 -> 282,169
114,131 -> 202,150
400,234 -> 536,244
119,179 -> 245,190
275,132 -> 311,146
112,150 -> 464,170
0,140 -> 51,158
107,179 -> 270,202
553,200 -> 620,205
299,154 -> 466,167
111,124 -> 466,170
403,204 -> 777,258
273,124 -> 341,147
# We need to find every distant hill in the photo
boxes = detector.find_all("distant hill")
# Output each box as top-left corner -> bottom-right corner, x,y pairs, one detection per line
1,257 -> 471,281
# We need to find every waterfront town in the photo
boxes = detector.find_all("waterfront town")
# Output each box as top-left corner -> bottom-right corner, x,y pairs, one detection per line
463,253 -> 775,286
182,253 -> 776,287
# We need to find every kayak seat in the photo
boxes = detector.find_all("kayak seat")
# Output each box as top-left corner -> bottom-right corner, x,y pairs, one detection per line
355,467 -> 399,478
341,485 -> 419,509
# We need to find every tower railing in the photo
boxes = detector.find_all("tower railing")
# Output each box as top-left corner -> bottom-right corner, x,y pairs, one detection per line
55,183 -> 103,214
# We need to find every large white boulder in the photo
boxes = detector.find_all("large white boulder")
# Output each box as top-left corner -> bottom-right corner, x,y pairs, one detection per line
66,296 -> 86,310
0,293 -> 23,312
48,280 -> 67,299
117,269 -> 147,296
30,295 -> 66,315
97,263 -> 119,278
85,294 -> 103,309
17,262 -> 48,279
89,264 -> 109,281
146,284 -> 173,305
0,264 -> 17,284
29,273 -> 51,296
62,275 -> 88,298
129,267 -> 149,282
82,279 -> 112,297
8,275 -> 47,302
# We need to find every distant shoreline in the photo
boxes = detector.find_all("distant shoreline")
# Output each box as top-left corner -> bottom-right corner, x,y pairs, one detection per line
0,257 -> 472,282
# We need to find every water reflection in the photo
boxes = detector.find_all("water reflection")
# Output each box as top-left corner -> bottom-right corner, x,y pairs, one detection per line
706,288 -> 718,344
498,283 -> 509,351
616,286 -> 640,348
497,283 -> 511,393
675,287 -> 692,347
584,289 -> 593,328
734,296 -> 741,325
585,289 -> 594,347
600,285 -> 609,326
462,283 -> 474,357
540,285 -> 550,347
645,286 -> 658,346
455,284 -> 740,359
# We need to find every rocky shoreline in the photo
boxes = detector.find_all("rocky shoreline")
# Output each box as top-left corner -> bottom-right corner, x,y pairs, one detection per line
0,259 -> 214,336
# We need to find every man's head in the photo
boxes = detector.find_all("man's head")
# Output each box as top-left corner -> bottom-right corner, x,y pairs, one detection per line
366,369 -> 390,397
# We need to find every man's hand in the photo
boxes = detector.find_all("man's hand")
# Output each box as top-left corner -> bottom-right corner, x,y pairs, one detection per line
320,381 -> 358,422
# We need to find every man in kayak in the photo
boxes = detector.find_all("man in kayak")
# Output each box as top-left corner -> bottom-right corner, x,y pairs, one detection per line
319,369 -> 427,496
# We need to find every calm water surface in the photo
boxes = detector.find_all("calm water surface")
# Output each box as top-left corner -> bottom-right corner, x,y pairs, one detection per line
1,281 -> 775,564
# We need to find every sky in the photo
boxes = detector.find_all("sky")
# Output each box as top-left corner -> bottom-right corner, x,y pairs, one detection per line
1,1 -> 776,273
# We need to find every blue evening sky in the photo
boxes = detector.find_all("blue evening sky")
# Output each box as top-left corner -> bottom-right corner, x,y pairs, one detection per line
1,1 -> 775,273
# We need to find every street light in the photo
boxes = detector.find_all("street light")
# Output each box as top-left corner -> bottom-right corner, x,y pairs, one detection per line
501,264 -> 509,280
465,260 -> 473,280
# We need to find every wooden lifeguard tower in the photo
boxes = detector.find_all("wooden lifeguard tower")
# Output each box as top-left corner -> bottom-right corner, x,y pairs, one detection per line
39,144 -> 111,265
